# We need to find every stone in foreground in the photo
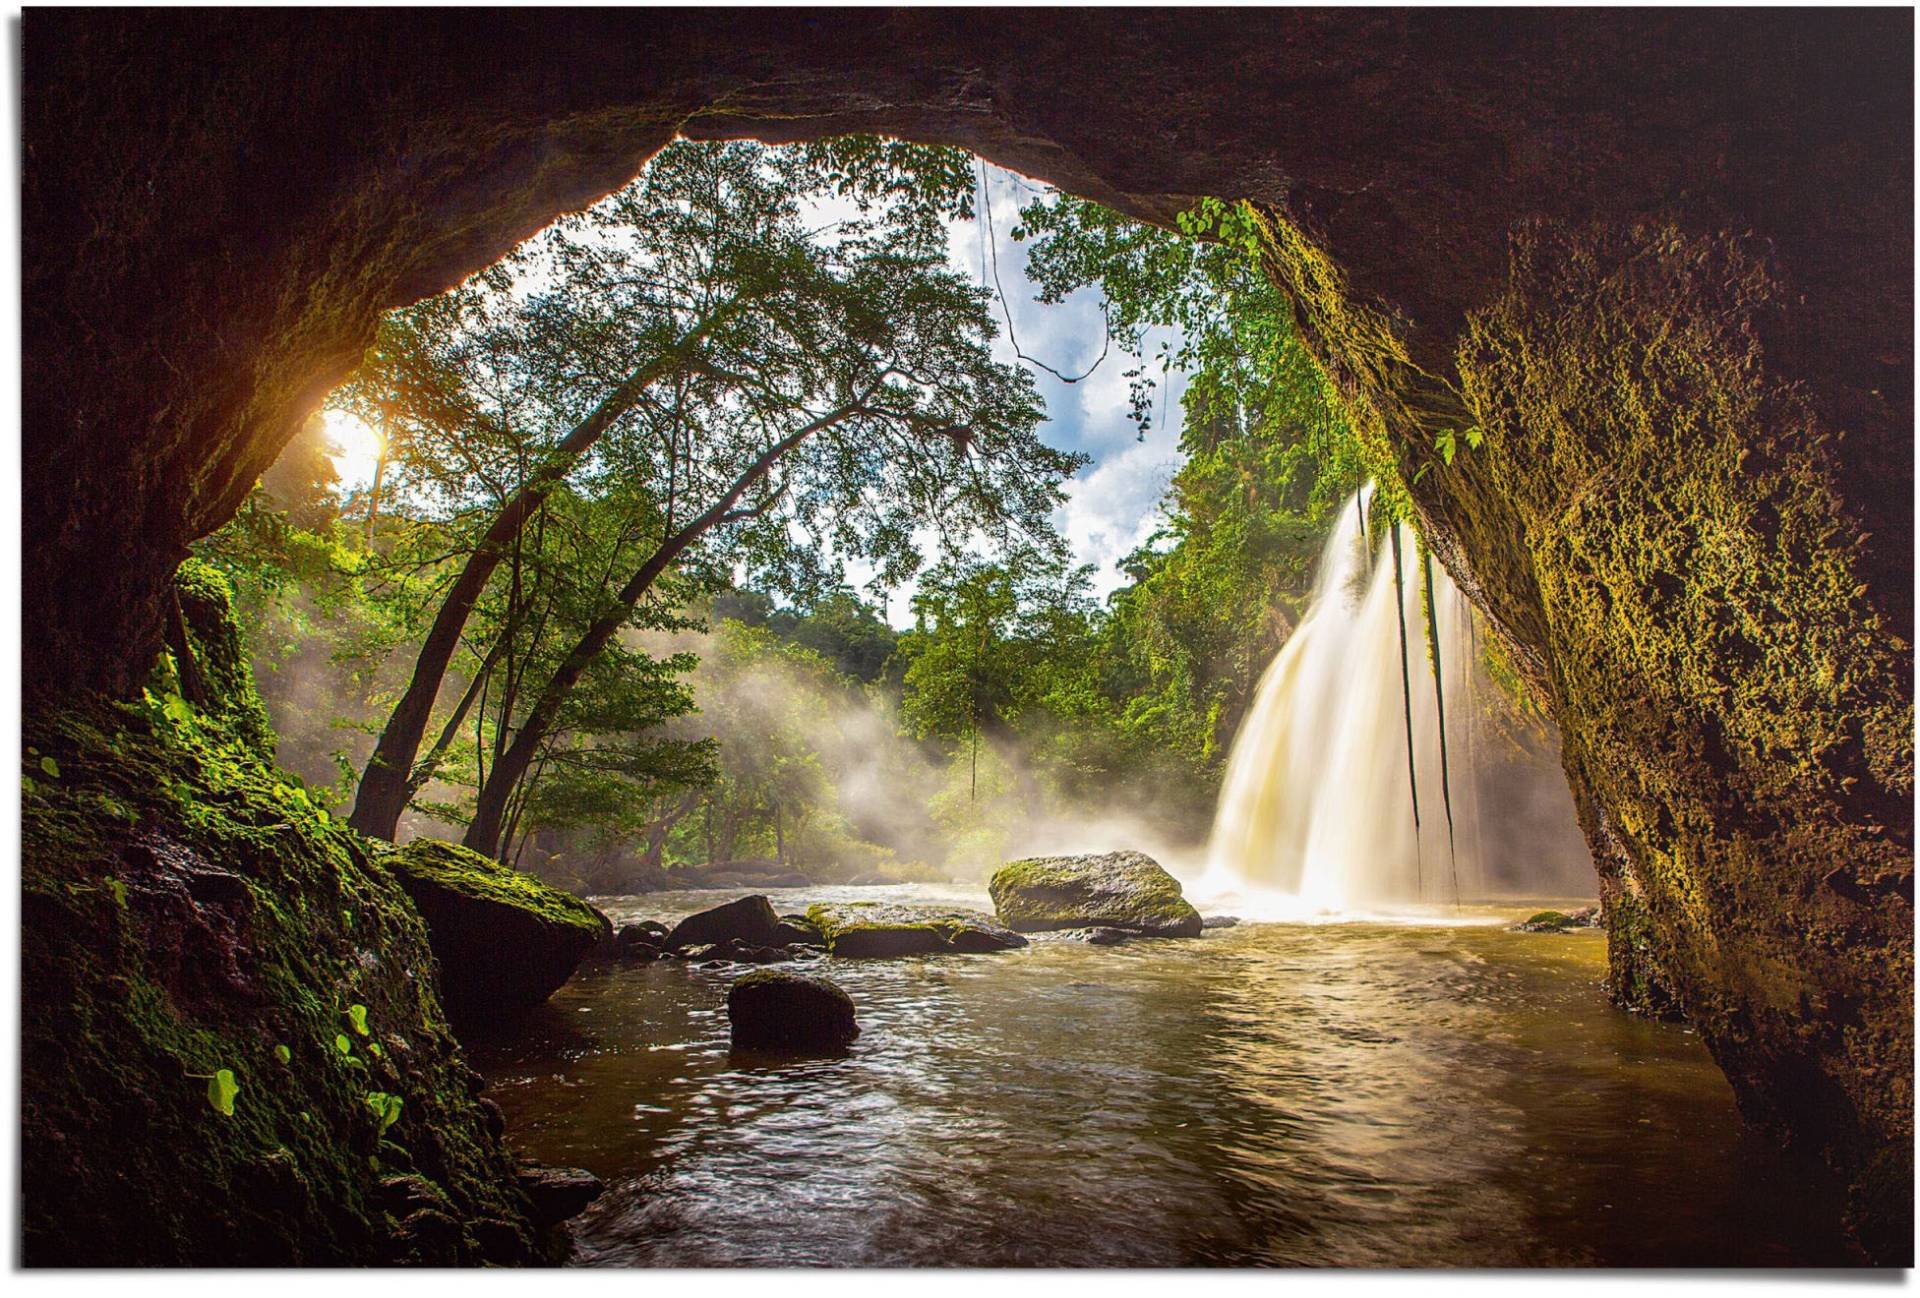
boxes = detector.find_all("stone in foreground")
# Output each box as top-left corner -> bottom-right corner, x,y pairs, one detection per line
805,901 -> 1028,958
383,838 -> 606,1029
665,894 -> 782,950
514,1159 -> 605,1228
727,969 -> 860,1051
989,851 -> 1202,938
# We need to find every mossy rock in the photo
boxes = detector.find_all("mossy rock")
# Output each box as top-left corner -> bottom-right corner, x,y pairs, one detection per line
21,698 -> 542,1264
170,558 -> 276,761
989,851 -> 1202,938
379,839 -> 605,1032
726,969 -> 859,1051
804,901 -> 1027,958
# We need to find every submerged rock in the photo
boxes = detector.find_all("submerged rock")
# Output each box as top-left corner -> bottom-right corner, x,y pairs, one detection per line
727,969 -> 860,1051
382,838 -> 606,1030
665,894 -> 782,950
805,901 -> 1028,958
1050,926 -> 1142,946
989,851 -> 1203,938
1201,915 -> 1241,929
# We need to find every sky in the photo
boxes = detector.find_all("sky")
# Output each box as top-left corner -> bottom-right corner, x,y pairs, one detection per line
324,159 -> 1192,627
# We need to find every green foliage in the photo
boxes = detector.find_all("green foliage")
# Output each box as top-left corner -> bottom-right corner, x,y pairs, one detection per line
363,1091 -> 403,1138
345,1004 -> 369,1037
205,1068 -> 239,1117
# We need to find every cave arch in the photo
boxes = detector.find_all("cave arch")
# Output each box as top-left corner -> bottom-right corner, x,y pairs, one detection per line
23,7 -> 1911,1254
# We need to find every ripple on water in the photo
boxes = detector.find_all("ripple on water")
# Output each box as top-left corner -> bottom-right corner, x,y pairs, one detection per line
467,887 -> 1857,1267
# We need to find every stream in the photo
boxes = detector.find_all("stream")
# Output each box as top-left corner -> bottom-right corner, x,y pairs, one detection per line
469,885 -> 1852,1267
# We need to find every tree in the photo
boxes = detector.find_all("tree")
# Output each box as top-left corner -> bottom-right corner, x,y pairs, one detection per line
342,139 -> 1083,853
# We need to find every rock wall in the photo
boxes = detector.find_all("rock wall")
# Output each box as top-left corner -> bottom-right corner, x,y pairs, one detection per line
22,566 -> 548,1264
23,7 -> 1910,1258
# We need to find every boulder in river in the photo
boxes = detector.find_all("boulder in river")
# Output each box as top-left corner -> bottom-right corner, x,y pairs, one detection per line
1201,915 -> 1241,930
382,838 -> 606,1029
1517,907 -> 1603,933
665,894 -> 782,950
514,1159 -> 605,1228
988,851 -> 1203,938
727,969 -> 860,1051
806,901 -> 1028,958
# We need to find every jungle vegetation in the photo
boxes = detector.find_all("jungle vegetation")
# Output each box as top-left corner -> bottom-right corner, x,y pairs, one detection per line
197,136 -> 1512,893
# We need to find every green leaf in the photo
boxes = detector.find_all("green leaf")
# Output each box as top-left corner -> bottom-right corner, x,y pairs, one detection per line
206,1068 -> 239,1117
334,1033 -> 352,1056
273,1044 -> 292,1066
39,755 -> 60,779
346,1004 -> 369,1036
105,878 -> 127,908
364,1091 -> 404,1137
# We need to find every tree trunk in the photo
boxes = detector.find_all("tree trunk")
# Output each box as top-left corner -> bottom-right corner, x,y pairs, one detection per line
347,308 -> 733,841
462,402 -> 854,856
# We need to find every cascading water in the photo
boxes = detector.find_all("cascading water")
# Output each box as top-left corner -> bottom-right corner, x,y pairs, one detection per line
1200,484 -> 1484,916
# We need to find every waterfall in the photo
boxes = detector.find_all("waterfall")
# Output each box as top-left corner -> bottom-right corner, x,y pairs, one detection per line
1200,484 -> 1483,915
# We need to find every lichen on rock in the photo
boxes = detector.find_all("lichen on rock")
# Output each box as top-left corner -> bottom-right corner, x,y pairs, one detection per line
989,851 -> 1203,938
804,901 -> 1027,958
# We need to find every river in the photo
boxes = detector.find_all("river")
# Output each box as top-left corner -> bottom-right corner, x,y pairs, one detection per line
468,884 -> 1852,1267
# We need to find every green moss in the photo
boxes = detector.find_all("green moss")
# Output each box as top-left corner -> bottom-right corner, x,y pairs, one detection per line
171,557 -> 277,761
1602,888 -> 1683,1020
804,902 -> 1021,957
1523,910 -> 1573,929
381,839 -> 602,939
21,697 -> 542,1264
989,852 -> 1201,936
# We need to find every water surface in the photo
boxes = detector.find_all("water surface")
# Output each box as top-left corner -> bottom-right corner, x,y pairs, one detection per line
470,885 -> 1852,1267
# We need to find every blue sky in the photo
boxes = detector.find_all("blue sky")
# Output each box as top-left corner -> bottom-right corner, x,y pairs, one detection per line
846,162 -> 1189,624
948,164 -> 1188,605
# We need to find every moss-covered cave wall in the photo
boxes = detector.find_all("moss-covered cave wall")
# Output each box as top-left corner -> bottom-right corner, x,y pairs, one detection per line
23,565 -> 547,1263
22,7 -> 1910,1261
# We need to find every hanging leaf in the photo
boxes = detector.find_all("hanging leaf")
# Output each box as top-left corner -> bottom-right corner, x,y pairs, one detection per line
334,1033 -> 352,1056
39,755 -> 60,779
1389,524 -> 1424,899
273,1044 -> 292,1066
1422,546 -> 1461,906
206,1068 -> 239,1117
346,1004 -> 370,1037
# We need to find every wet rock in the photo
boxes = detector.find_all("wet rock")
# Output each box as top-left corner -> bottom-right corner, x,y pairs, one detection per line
989,851 -> 1203,938
805,902 -> 1028,958
514,1159 -> 604,1228
727,969 -> 860,1051
770,919 -> 825,948
614,923 -> 666,958
1517,909 -> 1585,933
382,839 -> 605,1030
665,894 -> 782,950
1052,926 -> 1141,946
1201,915 -> 1241,929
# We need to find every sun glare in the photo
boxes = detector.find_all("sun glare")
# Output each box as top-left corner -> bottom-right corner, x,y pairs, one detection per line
322,408 -> 384,493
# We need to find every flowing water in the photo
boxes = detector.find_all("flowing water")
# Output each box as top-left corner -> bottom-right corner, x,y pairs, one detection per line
473,490 -> 1849,1265
1204,485 -> 1496,913
471,885 -> 1852,1267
